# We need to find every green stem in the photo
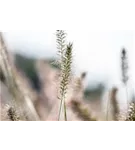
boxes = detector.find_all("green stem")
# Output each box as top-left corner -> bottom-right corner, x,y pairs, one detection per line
58,92 -> 67,121
64,101 -> 67,121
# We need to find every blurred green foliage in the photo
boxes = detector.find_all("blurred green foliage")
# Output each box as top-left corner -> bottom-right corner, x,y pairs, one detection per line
84,83 -> 105,100
15,54 -> 40,90
14,54 -> 59,91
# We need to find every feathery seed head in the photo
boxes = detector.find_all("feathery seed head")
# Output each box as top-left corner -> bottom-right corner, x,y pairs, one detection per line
121,48 -> 129,85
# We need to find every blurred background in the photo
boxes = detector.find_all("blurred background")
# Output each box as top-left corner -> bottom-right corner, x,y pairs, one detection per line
3,31 -> 135,84
0,31 -> 135,121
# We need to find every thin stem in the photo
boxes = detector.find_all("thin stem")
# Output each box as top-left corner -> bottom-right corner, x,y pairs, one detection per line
125,85 -> 129,117
58,93 -> 67,121
106,91 -> 111,121
64,101 -> 67,121
58,95 -> 64,121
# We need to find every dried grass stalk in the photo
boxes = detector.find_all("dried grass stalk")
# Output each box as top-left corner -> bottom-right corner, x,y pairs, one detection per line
0,32 -> 40,121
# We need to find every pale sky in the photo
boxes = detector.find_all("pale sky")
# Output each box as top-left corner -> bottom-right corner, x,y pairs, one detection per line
3,31 -> 135,89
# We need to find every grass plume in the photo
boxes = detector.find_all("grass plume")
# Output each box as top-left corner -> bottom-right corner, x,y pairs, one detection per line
7,106 -> 20,121
58,43 -> 73,121
70,100 -> 97,121
126,102 -> 135,121
56,30 -> 73,121
110,87 -> 120,121
121,48 -> 129,85
121,48 -> 129,115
